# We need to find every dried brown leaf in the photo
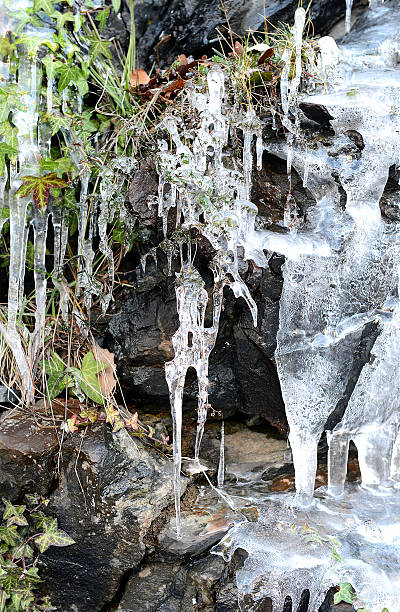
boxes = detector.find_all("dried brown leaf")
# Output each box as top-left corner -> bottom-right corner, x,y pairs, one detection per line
92,345 -> 117,398
233,41 -> 244,57
130,68 -> 150,88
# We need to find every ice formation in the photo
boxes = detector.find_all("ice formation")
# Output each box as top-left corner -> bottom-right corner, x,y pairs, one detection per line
156,1 -> 400,609
0,0 -> 136,395
2,0 -> 400,608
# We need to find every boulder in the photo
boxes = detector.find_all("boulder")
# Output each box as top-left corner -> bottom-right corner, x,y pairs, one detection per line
40,426 -> 181,611
0,409 -> 58,501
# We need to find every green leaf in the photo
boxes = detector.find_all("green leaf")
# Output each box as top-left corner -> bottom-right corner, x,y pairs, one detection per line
0,589 -> 6,612
95,8 -> 110,32
0,143 -> 16,175
34,518 -> 75,553
55,11 -> 75,32
0,122 -> 18,154
88,35 -> 112,65
40,156 -> 76,178
33,0 -> 57,16
41,56 -> 63,81
74,13 -> 83,32
15,34 -> 58,58
11,586 -> 35,610
78,350 -> 106,404
0,36 -> 13,58
334,583 -> 355,605
2,499 -> 28,528
56,63 -> 81,92
13,9 -> 43,35
76,77 -> 89,97
16,173 -> 68,211
47,372 -> 67,400
112,0 -> 121,12
43,113 -> 71,137
45,352 -> 64,377
0,525 -> 19,547
0,84 -> 23,122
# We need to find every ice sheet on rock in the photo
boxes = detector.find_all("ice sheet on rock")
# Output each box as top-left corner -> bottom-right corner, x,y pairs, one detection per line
212,486 -> 400,612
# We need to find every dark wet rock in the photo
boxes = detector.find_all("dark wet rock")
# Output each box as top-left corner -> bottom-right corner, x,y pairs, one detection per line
40,426 -> 180,612
106,280 -> 178,399
0,386 -> 20,409
0,410 -> 58,502
300,102 -> 334,126
118,555 -> 225,612
111,0 -> 345,70
127,158 -> 159,226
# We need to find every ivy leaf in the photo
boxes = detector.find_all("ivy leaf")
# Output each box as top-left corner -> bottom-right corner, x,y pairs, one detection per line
35,518 -> 75,553
2,499 -> 28,527
78,350 -> 106,404
112,0 -> 121,12
0,589 -> 6,611
125,412 -> 138,431
45,352 -> 64,377
40,156 -> 77,178
15,34 -> 58,58
0,143 -> 16,175
55,11 -> 75,32
0,122 -> 18,153
56,63 -> 80,92
88,35 -> 112,65
74,13 -> 83,32
41,55 -> 63,81
79,409 -> 98,423
13,9 -> 43,35
0,36 -> 13,58
16,173 -> 68,211
43,112 -> 71,136
0,525 -> 19,547
11,588 -> 35,610
95,8 -> 110,32
0,84 -> 23,122
33,0 -> 58,16
334,583 -> 355,605
45,352 -> 67,399
47,372 -> 67,400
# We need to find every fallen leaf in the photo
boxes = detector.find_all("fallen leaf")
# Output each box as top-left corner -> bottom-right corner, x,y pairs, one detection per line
233,41 -> 244,57
178,53 -> 188,66
125,412 -> 138,431
92,345 -> 117,398
130,68 -> 150,88
257,47 -> 274,65
162,74 -> 185,96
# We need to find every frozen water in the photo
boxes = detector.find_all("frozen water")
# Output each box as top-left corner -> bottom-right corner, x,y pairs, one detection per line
212,484 -> 400,612
157,2 -> 400,608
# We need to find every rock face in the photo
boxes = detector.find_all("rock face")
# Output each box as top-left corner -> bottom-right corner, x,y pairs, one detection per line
40,426 -> 179,612
0,410 -> 58,501
108,0 -> 346,70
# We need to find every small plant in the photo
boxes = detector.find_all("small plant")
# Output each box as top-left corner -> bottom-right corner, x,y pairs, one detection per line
0,494 -> 74,610
45,347 -> 114,404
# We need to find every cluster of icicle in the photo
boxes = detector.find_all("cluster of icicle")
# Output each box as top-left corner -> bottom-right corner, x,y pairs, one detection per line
0,1 -> 135,402
154,7 -> 317,537
157,1 -> 400,608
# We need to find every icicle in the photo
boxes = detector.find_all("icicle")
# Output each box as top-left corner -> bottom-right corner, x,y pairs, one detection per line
217,420 -> 225,488
256,133 -> 264,171
30,208 -> 49,365
290,7 -> 306,110
345,0 -> 354,34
